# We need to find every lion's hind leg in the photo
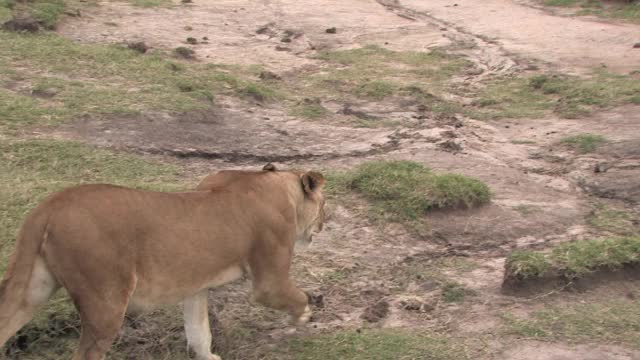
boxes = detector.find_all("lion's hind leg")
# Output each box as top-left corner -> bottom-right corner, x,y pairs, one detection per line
0,256 -> 58,347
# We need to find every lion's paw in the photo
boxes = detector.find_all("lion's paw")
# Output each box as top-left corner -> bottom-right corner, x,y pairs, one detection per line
295,305 -> 312,325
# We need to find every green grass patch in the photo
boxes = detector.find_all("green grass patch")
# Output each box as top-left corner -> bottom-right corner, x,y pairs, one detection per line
354,80 -> 397,100
505,250 -> 552,280
129,0 -> 173,7
441,282 -> 474,303
329,161 -> 491,225
560,133 -> 606,153
504,236 -> 640,280
290,99 -> 329,119
1,0 -> 67,29
0,32 -> 276,131
588,204 -> 635,235
288,329 -> 471,360
504,300 -> 640,346
544,0 -> 580,6
289,45 -> 471,122
237,82 -> 279,102
542,0 -> 640,23
472,72 -> 640,119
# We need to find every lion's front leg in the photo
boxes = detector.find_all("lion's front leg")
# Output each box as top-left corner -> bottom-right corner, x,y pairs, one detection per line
252,279 -> 311,325
183,290 -> 221,360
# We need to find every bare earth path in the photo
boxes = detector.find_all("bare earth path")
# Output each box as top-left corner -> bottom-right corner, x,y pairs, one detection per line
41,0 -> 640,359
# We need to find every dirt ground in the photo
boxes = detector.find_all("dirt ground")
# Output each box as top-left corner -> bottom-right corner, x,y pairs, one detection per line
24,0 -> 640,358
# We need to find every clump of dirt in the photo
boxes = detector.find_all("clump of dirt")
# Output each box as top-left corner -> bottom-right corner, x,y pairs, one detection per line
31,87 -> 60,99
280,29 -> 304,43
361,299 -> 390,323
127,41 -> 149,53
502,264 -> 640,297
2,17 -> 41,33
398,298 -> 434,313
174,46 -> 195,59
259,71 -> 281,81
437,139 -> 463,153
306,292 -> 325,309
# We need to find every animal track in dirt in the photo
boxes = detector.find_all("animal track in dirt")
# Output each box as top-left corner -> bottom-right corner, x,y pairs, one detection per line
394,0 -> 640,74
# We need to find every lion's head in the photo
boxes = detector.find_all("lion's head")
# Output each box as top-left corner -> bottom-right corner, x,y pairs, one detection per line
296,170 -> 326,247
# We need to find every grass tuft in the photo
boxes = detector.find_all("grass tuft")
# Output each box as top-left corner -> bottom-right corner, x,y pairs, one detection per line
288,329 -> 471,360
0,32 -> 278,131
560,133 -> 606,153
291,99 -> 329,119
331,160 -> 491,222
504,236 -> 640,281
290,45 -> 471,126
542,0 -> 640,23
505,250 -> 552,280
441,282 -> 473,303
1,0 -> 66,29
472,72 -> 640,119
588,204 -> 635,235
504,300 -> 640,346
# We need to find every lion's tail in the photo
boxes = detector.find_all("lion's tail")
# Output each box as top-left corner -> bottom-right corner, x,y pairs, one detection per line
0,206 -> 56,347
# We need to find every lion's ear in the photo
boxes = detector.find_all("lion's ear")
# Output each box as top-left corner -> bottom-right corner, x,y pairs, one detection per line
263,163 -> 277,171
301,171 -> 326,195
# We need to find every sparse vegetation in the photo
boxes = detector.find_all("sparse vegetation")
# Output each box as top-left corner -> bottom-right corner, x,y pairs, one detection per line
588,204 -> 635,235
441,282 -> 473,303
237,82 -> 279,102
329,160 -> 491,225
288,329 -> 472,360
560,133 -> 606,153
473,72 -> 640,119
129,0 -> 172,8
1,0 -> 67,29
505,250 -> 552,280
0,32 -> 277,131
290,99 -> 330,119
291,45 -> 470,121
504,300 -> 640,347
542,0 -> 640,23
513,204 -> 540,216
504,236 -> 640,281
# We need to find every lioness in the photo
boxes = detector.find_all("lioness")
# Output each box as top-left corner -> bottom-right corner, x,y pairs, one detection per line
0,164 -> 325,360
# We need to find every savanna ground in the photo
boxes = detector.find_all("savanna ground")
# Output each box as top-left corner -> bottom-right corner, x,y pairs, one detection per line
1,0 -> 640,359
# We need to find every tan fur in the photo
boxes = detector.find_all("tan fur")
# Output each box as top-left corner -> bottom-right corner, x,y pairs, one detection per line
0,166 -> 326,360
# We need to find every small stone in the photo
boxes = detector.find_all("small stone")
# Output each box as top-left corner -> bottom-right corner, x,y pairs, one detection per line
594,162 -> 610,173
325,27 -> 337,34
184,25 -> 193,31
174,46 -> 196,59
634,43 -> 640,49
186,37 -> 198,44
259,71 -> 281,81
